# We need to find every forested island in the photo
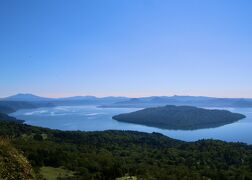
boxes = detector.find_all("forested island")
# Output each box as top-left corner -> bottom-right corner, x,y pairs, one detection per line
113,105 -> 246,130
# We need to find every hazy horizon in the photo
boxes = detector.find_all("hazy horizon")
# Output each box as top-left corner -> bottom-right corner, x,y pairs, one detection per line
1,0 -> 252,98
1,92 -> 252,99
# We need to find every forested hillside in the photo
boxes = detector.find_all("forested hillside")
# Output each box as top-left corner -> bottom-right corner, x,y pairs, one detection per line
113,105 -> 246,130
0,118 -> 251,179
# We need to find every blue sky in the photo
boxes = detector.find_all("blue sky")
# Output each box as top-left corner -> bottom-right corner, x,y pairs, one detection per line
0,0 -> 252,98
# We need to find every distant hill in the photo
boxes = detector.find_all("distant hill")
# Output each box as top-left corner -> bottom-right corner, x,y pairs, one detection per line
102,95 -> 252,108
52,96 -> 129,106
0,113 -> 24,123
113,105 -> 246,130
0,101 -> 40,114
3,94 -> 252,108
4,93 -> 51,101
0,95 -> 129,117
2,93 -> 129,106
0,101 -> 54,114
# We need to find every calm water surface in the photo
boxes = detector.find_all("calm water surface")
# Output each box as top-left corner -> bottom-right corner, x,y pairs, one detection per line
11,106 -> 252,144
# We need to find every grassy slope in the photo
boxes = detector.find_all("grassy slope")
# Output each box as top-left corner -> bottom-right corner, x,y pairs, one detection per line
39,166 -> 74,180
0,138 -> 35,180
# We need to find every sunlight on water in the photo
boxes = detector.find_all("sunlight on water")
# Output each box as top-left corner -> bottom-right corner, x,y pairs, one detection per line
11,106 -> 252,144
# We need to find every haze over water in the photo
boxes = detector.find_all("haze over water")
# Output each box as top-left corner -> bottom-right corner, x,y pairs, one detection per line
11,106 -> 252,144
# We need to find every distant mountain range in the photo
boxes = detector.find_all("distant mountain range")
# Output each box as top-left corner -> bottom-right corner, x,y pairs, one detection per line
2,93 -> 252,108
4,93 -> 52,101
101,96 -> 252,108
1,93 -> 129,107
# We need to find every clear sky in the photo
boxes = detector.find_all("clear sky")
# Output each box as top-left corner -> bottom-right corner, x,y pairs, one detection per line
0,0 -> 252,98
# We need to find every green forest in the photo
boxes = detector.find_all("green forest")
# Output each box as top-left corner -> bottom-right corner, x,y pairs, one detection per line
0,118 -> 251,179
113,105 -> 246,130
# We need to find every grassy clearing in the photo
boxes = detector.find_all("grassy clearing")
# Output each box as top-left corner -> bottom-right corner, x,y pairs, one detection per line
40,166 -> 74,180
116,176 -> 137,180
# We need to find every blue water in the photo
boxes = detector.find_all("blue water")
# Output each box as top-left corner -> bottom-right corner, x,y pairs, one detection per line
11,106 -> 252,144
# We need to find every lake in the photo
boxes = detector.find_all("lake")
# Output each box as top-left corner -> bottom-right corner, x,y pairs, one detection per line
11,106 -> 252,144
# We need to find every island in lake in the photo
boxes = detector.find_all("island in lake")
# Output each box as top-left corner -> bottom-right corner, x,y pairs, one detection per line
113,105 -> 246,130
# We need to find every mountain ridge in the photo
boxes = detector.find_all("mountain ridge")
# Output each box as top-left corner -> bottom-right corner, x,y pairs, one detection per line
3,93 -> 252,108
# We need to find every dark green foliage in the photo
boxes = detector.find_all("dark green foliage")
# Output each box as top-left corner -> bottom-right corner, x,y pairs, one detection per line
113,105 -> 246,130
0,119 -> 251,179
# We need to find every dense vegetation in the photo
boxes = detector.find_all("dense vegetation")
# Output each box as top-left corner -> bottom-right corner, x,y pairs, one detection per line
113,105 -> 246,130
0,137 -> 35,179
0,118 -> 251,179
